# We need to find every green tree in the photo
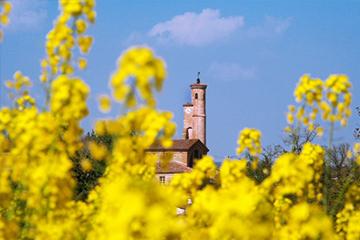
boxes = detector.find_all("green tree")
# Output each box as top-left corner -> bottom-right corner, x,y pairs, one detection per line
325,143 -> 360,218
71,130 -> 113,200
282,126 -> 318,154
246,144 -> 284,183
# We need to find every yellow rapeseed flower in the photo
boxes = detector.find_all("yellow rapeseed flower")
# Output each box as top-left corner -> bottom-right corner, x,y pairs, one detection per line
3,2 -> 12,14
98,95 -> 111,113
81,158 -> 93,172
236,128 -> 262,157
2,1 -> 359,239
110,47 -> 166,108
88,141 -> 107,160
75,19 -> 87,34
78,57 -> 87,69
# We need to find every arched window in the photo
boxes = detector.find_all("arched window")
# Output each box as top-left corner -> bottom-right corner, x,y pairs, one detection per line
195,93 -> 198,99
185,127 -> 193,139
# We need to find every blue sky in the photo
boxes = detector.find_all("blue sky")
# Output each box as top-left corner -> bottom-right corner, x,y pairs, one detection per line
1,0 -> 359,161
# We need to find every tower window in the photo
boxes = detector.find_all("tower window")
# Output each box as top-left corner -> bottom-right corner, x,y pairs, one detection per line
195,93 -> 198,99
186,127 -> 192,139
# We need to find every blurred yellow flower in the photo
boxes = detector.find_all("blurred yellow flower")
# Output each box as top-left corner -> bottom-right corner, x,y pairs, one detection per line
78,58 -> 87,70
81,158 -> 93,172
98,95 -> 111,113
88,141 -> 107,160
237,128 -> 262,157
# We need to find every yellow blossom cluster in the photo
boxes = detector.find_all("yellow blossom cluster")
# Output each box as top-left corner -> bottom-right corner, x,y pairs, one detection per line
290,74 -> 323,131
95,107 -> 176,179
288,74 -> 352,136
40,0 -> 95,83
0,105 -> 84,238
0,2 -> 93,237
5,71 -> 36,110
185,176 -> 273,239
5,71 -> 31,90
274,203 -> 333,239
0,0 -> 359,239
336,184 -> 360,240
110,47 -> 166,107
220,158 -> 248,188
87,174 -> 185,240
236,128 -> 262,157
322,74 -> 352,126
263,143 -> 324,202
98,94 -> 112,113
50,75 -> 90,121
171,156 -> 217,196
71,47 -> 185,240
88,141 -> 108,161
0,70 -> 89,237
0,1 -> 11,41
176,145 -> 334,239
92,46 -> 175,179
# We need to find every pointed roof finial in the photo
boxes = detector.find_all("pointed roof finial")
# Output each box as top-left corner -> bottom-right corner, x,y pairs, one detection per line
196,72 -> 200,84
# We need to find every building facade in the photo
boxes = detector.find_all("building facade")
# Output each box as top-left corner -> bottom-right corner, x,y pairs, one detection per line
146,77 -> 209,183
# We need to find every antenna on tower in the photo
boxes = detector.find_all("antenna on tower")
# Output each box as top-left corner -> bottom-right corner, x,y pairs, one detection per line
196,72 -> 200,84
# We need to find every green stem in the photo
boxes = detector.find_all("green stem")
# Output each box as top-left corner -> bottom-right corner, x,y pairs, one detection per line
323,121 -> 335,214
329,170 -> 353,218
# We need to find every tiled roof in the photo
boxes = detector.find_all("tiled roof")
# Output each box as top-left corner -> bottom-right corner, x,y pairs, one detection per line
183,103 -> 193,106
146,139 -> 200,151
156,160 -> 192,173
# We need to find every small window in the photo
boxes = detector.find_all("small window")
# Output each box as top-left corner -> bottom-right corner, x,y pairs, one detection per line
159,176 -> 166,184
186,127 -> 193,139
195,93 -> 198,99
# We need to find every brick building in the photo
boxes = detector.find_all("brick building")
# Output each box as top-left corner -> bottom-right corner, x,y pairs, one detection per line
146,76 -> 209,183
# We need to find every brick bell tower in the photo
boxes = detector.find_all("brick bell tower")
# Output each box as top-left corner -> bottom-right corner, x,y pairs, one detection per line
183,72 -> 207,145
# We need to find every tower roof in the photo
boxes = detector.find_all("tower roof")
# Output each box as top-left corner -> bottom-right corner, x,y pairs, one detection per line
191,72 -> 207,89
190,83 -> 207,89
183,103 -> 193,107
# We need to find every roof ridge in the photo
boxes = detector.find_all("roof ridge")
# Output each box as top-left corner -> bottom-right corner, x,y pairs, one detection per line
146,138 -> 208,152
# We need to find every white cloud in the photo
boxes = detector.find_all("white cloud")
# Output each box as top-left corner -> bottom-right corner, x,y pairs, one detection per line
267,16 -> 291,34
149,9 -> 244,46
208,62 -> 256,81
7,0 -> 47,31
246,16 -> 292,38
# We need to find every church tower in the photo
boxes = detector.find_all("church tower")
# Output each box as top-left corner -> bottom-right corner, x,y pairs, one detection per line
183,73 -> 207,145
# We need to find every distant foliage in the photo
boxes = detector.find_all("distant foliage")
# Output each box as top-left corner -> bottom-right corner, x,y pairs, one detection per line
355,106 -> 360,139
71,131 -> 112,200
0,1 -> 359,239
